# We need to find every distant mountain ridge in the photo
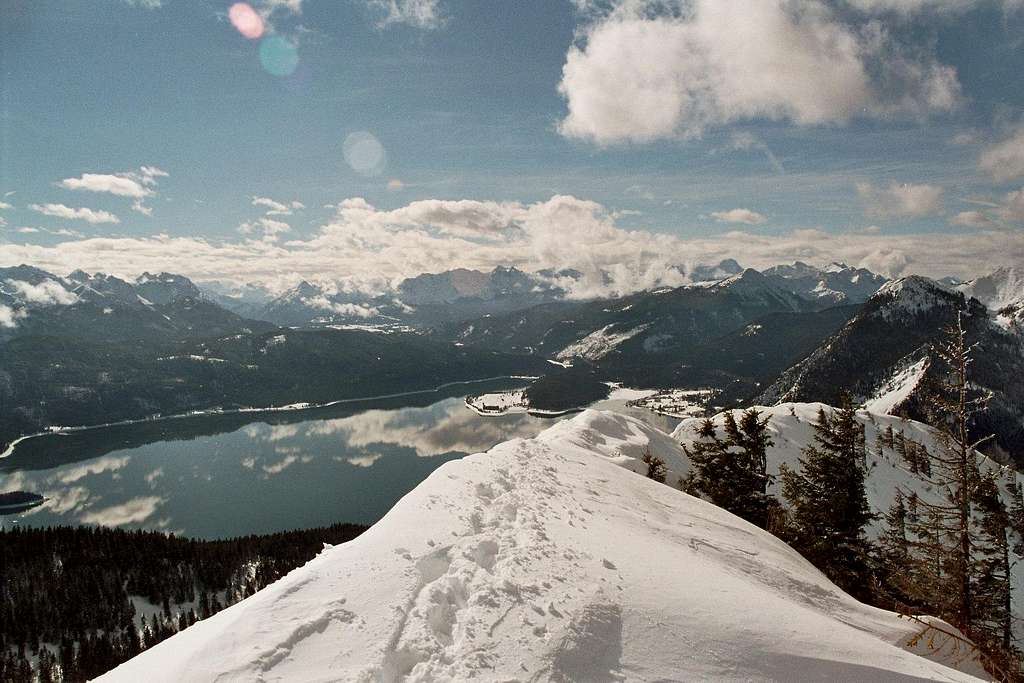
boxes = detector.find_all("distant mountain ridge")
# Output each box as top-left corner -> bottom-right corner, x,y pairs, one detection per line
199,260 -> 891,327
1,265 -> 271,344
762,261 -> 889,306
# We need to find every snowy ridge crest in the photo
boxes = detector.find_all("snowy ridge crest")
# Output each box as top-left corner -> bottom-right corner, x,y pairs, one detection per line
100,410 -> 985,682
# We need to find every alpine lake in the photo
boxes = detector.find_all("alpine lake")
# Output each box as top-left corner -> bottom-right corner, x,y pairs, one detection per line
0,379 -> 679,539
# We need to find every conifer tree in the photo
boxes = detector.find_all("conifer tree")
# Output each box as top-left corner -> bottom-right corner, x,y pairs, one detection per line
641,448 -> 667,483
779,396 -> 874,599
900,311 -> 993,635
974,471 -> 1013,654
682,418 -> 732,503
878,491 -> 914,604
683,409 -> 775,528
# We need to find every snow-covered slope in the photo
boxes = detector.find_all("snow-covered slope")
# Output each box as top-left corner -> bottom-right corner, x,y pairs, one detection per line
100,410 -> 985,682
674,402 -> 1024,640
957,266 -> 1024,312
555,322 -> 651,361
957,267 -> 1024,336
863,357 -> 930,415
673,402 -> 1021,540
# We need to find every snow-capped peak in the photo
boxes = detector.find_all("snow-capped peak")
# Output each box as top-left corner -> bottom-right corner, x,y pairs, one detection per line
870,275 -> 954,319
958,266 -> 1024,313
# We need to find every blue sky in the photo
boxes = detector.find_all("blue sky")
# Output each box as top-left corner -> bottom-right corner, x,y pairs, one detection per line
1,0 -> 1023,292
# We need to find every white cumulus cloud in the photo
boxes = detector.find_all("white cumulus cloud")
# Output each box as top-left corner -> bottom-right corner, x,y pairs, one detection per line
557,0 -> 961,144
60,173 -> 150,198
59,166 -> 167,215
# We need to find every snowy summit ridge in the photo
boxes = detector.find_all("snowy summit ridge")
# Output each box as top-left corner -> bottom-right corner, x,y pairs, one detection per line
99,410 -> 986,682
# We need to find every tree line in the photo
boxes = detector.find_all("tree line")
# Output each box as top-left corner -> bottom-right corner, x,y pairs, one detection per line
661,313 -> 1024,680
0,522 -> 365,682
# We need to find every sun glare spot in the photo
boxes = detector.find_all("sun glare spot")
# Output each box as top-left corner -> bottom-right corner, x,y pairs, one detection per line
228,3 -> 263,40
343,131 -> 388,176
259,36 -> 299,77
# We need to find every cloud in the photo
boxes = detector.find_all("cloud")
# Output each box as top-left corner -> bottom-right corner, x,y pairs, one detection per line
0,304 -> 26,329
710,208 -> 768,225
728,132 -> 785,174
387,179 -> 405,191
998,187 -> 1024,223
60,173 -> 149,198
857,247 -> 912,277
5,279 -> 78,306
856,181 -> 944,219
367,0 -> 444,29
28,203 -> 120,224
951,187 -> 1024,228
381,198 -> 526,238
303,296 -> 379,318
252,196 -> 304,215
950,210 -> 997,229
122,0 -> 163,8
59,166 -> 167,215
12,226 -> 85,239
260,0 -> 303,13
5,193 -> 1024,293
625,185 -> 655,201
557,0 -> 960,144
239,217 -> 292,241
0,201 -> 12,210
844,0 -> 1018,15
130,200 -> 152,216
979,128 -> 1024,183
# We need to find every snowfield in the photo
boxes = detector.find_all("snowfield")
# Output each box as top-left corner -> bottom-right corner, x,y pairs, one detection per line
863,357 -> 930,415
100,409 -> 986,682
555,323 -> 650,361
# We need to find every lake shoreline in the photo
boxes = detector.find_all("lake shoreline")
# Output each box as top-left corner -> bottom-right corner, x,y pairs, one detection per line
0,375 -> 537,460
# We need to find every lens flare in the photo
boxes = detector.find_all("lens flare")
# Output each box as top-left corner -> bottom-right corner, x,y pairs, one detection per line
259,36 -> 299,77
229,3 -> 263,40
343,132 -> 387,177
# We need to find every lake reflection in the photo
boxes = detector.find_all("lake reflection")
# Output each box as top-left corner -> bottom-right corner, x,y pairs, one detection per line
0,398 -> 559,539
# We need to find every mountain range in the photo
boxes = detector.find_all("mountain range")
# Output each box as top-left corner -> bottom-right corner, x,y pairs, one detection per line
3,260 -> 1023,465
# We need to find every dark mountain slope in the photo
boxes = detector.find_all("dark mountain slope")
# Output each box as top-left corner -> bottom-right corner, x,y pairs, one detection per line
759,276 -> 1024,463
